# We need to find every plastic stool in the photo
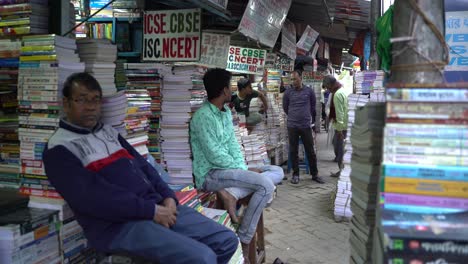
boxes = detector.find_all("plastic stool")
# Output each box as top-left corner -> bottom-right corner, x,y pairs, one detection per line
286,139 -> 310,174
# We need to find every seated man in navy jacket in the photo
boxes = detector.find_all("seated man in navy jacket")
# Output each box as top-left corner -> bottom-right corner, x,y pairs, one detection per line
43,72 -> 238,264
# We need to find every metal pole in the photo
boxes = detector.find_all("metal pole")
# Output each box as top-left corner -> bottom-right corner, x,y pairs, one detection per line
369,0 -> 382,70
390,0 -> 447,83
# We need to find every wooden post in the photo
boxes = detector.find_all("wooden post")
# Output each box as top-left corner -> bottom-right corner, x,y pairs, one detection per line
390,0 -> 447,83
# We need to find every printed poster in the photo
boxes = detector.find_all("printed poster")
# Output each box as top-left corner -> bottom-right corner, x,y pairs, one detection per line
199,32 -> 231,68
143,9 -> 201,61
226,46 -> 267,74
280,19 -> 297,60
297,25 -> 319,52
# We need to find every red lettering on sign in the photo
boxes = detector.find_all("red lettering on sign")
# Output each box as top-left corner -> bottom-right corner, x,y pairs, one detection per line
162,38 -> 170,58
170,38 -> 177,57
185,37 -> 192,57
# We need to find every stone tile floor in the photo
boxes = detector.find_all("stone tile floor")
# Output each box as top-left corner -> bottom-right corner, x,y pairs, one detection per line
264,133 -> 350,264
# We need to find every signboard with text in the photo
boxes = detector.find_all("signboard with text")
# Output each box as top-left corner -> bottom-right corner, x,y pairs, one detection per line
199,32 -> 231,68
265,52 -> 277,68
297,25 -> 319,52
446,11 -> 468,71
274,55 -> 294,72
280,19 -> 296,60
143,9 -> 201,61
238,0 -> 292,48
226,46 -> 267,74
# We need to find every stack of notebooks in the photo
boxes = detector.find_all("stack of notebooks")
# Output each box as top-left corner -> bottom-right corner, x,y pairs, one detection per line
17,34 -> 84,199
354,71 -> 385,94
123,64 -> 163,162
333,94 -> 369,222
160,66 -> 194,185
242,132 -> 269,168
0,0 -> 49,37
349,103 -> 385,264
76,39 -> 117,97
0,39 -> 21,189
100,91 -> 127,136
373,84 -> 468,264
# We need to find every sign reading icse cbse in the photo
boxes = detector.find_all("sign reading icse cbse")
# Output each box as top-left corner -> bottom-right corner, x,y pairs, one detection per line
226,46 -> 267,74
143,9 -> 201,61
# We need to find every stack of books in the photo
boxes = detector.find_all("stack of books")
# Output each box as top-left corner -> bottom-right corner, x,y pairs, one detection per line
242,132 -> 269,168
333,94 -> 369,222
112,0 -> 142,18
17,34 -> 84,199
230,75 -> 244,92
0,0 -> 49,37
265,92 -> 286,163
354,71 -> 385,94
0,39 -> 21,189
373,84 -> 468,263
115,59 -> 127,91
100,90 -> 127,136
0,206 -> 61,263
76,39 -> 117,97
189,66 -> 206,114
123,64 -> 163,162
349,103 -> 385,264
266,69 -> 281,92
160,66 -> 194,185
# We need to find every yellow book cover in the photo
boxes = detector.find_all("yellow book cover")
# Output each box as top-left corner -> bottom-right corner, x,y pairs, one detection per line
384,177 -> 468,198
21,46 -> 55,52
19,55 -> 57,61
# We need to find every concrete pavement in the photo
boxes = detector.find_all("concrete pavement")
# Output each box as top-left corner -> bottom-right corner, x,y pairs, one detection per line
264,132 -> 350,264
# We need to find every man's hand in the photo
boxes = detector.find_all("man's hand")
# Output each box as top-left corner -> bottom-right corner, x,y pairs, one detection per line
153,204 -> 177,228
248,168 -> 262,173
336,131 -> 344,140
163,198 -> 177,215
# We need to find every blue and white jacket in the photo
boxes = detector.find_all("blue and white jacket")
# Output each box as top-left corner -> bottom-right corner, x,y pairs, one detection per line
43,119 -> 177,251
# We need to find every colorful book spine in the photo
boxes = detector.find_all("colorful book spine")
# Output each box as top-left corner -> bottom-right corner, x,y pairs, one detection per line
384,177 -> 468,198
383,164 -> 468,182
382,193 -> 468,210
386,88 -> 468,102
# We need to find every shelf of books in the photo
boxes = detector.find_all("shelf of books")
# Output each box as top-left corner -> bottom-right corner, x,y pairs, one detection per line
373,83 -> 468,263
0,39 -> 21,190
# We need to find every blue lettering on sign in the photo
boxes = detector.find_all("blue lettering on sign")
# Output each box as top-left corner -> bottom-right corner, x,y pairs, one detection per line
446,18 -> 461,29
453,34 -> 468,42
465,18 -> 468,27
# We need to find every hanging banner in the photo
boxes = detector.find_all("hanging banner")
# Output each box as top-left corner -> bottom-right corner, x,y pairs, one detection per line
226,46 -> 267,74
199,32 -> 230,68
265,52 -> 277,68
445,11 -> 468,71
297,25 -> 319,52
274,55 -> 294,71
280,19 -> 297,60
238,0 -> 292,48
143,9 -> 201,61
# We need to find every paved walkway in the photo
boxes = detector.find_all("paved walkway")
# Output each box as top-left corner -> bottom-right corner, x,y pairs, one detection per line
264,132 -> 350,264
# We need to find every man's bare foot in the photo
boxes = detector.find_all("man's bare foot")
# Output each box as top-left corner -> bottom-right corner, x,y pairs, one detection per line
241,242 -> 251,264
217,190 -> 239,223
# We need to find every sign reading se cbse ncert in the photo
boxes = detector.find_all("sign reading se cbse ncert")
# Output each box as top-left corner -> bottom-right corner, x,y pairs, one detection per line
226,46 -> 267,74
199,32 -> 231,68
143,9 -> 201,61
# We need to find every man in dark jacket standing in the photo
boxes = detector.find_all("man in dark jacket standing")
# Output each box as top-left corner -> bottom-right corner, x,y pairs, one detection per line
43,73 -> 238,264
283,70 -> 324,184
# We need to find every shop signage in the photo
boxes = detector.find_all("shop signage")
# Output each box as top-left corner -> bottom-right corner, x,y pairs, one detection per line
297,25 -> 319,52
280,19 -> 297,60
445,11 -> 468,71
199,32 -> 231,68
238,0 -> 292,48
143,9 -> 201,61
274,55 -> 294,71
226,46 -> 267,74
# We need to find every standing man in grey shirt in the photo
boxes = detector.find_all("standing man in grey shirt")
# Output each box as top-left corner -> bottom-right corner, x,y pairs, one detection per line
283,70 -> 324,184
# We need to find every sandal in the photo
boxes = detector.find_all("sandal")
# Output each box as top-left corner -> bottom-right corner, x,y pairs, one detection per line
290,175 -> 300,184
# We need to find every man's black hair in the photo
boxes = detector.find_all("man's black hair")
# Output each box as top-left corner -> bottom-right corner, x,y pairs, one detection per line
292,69 -> 303,78
237,78 -> 251,91
203,68 -> 232,100
63,72 -> 103,98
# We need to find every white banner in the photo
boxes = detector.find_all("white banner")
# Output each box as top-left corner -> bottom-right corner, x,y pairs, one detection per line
199,32 -> 231,68
226,46 -> 267,74
280,19 -> 297,60
238,0 -> 292,48
143,9 -> 201,61
297,25 -> 319,52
